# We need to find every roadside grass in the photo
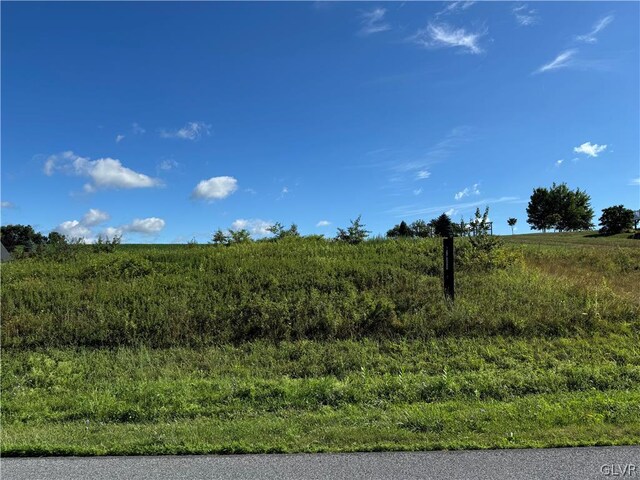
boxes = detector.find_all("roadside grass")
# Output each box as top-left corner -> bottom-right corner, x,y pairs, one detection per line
1,234 -> 639,455
2,336 -> 639,455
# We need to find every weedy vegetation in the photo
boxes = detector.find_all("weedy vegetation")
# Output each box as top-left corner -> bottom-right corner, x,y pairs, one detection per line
1,232 -> 639,455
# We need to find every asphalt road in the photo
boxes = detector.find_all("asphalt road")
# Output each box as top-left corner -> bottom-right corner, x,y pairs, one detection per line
2,446 -> 638,480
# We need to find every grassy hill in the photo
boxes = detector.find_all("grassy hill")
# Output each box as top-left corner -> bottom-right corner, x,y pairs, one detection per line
1,234 -> 639,455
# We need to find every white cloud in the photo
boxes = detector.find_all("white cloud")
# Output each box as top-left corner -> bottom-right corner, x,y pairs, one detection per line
116,134 -> 125,143
411,23 -> 486,54
359,8 -> 390,36
161,121 -> 211,140
44,151 -> 161,191
436,1 -> 476,16
454,183 -> 480,200
231,218 -> 273,236
413,188 -> 423,196
55,220 -> 92,240
555,159 -> 564,167
1,201 -> 15,209
576,15 -> 614,43
416,170 -> 431,180
132,122 -> 146,135
630,178 -> 640,186
100,217 -> 166,238
445,208 -> 456,217
512,4 -> 538,26
192,176 -> 238,200
535,49 -> 577,73
82,208 -> 110,227
125,217 -> 165,234
281,186 -> 289,195
316,220 -> 331,227
101,227 -> 123,239
158,159 -> 179,171
573,142 -> 607,157
55,213 -> 165,242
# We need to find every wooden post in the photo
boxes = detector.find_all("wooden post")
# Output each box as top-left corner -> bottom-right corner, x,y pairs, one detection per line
443,237 -> 454,301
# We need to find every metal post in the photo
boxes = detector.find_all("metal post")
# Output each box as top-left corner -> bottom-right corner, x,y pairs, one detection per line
443,237 -> 454,301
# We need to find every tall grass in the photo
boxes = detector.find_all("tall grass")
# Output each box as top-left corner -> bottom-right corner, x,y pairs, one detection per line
2,237 -> 638,348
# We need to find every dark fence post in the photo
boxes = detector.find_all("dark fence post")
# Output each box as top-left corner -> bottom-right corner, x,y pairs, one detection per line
443,236 -> 454,301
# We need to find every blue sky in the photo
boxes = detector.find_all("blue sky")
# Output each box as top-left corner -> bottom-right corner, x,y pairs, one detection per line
2,1 -> 639,242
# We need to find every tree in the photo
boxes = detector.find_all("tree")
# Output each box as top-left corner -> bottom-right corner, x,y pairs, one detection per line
268,222 -> 300,240
386,220 -> 413,238
0,224 -> 47,252
526,187 -> 553,232
526,183 -> 593,232
336,215 -> 370,244
47,231 -> 68,245
599,205 -> 634,235
432,213 -> 453,237
410,220 -> 432,238
228,229 -> 252,244
210,229 -> 229,245
507,218 -> 517,235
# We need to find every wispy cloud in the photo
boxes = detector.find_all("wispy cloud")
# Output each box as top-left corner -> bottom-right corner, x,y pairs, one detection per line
1,201 -> 15,209
413,188 -> 423,196
436,1 -> 476,17
132,122 -> 146,135
410,23 -> 486,54
158,159 -> 180,171
630,177 -> 640,186
316,220 -> 331,227
534,49 -> 577,74
576,15 -> 614,43
512,4 -> 539,26
192,176 -> 238,201
359,7 -> 390,36
454,182 -> 480,200
555,159 -> 564,168
574,142 -> 607,157
391,126 -> 475,176
161,121 -> 211,140
44,151 -> 162,191
115,134 -> 125,143
388,196 -> 519,218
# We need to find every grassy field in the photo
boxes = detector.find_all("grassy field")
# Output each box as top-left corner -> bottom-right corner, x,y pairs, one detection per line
1,232 -> 639,455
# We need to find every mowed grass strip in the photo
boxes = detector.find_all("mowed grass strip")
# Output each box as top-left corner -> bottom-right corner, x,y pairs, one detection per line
3,390 -> 639,456
2,335 -> 639,455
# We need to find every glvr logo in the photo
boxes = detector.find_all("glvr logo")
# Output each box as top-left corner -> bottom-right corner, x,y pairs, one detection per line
601,464 -> 637,477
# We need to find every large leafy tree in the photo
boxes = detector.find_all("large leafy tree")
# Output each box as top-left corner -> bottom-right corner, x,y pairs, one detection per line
0,224 -> 48,252
526,183 -> 593,232
599,205 -> 634,235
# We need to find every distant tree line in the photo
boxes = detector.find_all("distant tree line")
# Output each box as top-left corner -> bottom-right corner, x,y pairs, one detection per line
2,181 -> 637,256
386,207 -> 492,239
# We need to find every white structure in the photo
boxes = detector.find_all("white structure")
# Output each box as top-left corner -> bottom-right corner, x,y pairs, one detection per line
1,242 -> 11,262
